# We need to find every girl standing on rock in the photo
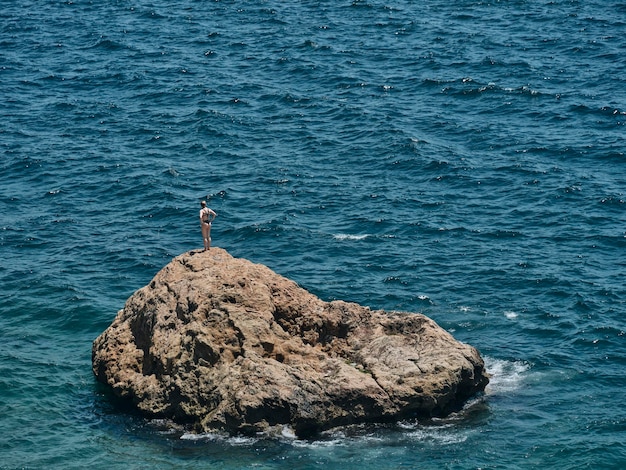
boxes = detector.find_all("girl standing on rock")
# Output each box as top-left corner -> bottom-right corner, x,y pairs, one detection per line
199,201 -> 217,251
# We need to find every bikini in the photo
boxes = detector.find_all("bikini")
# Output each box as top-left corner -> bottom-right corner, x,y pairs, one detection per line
202,209 -> 211,225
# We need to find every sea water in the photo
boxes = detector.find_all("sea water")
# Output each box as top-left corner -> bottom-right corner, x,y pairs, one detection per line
1,0 -> 625,468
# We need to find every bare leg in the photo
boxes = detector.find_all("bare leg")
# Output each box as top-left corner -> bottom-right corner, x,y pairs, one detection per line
202,224 -> 211,251
202,223 -> 211,251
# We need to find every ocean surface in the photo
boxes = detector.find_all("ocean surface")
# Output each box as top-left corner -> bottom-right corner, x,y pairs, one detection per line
1,0 -> 625,468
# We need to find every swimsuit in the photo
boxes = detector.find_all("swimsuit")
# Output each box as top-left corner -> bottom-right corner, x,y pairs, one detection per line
202,209 -> 212,224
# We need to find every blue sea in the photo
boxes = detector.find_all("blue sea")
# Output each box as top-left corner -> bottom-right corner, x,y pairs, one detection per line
1,0 -> 625,468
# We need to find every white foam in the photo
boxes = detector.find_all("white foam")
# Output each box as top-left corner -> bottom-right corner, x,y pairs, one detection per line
399,422 -> 469,445
504,311 -> 518,319
180,432 -> 216,441
280,425 -> 297,439
180,426 -> 303,445
228,436 -> 258,445
290,433 -> 346,448
407,428 -> 468,445
179,432 -> 256,446
333,233 -> 370,240
484,356 -> 530,395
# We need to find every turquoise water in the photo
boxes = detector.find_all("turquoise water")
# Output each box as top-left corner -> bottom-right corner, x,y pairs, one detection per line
1,0 -> 625,468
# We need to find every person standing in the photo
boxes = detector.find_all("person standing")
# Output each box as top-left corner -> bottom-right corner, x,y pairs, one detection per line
199,201 -> 217,251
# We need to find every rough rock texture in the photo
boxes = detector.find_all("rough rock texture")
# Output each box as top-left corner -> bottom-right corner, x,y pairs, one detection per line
92,248 -> 489,437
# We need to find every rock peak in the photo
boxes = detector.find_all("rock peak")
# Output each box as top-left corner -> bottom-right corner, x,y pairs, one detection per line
92,248 -> 488,437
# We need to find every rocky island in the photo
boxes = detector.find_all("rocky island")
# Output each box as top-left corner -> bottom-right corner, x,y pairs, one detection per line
92,248 -> 489,438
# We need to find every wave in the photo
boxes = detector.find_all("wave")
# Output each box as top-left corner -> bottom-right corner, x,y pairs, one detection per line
484,356 -> 531,395
332,233 -> 371,240
82,37 -> 131,52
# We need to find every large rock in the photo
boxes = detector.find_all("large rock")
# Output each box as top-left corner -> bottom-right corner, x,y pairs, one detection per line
92,248 -> 488,437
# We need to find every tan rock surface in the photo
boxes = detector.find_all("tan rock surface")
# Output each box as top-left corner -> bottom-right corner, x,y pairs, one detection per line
92,248 -> 488,437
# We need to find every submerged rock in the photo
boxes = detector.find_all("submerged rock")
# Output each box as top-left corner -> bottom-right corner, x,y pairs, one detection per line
92,248 -> 488,437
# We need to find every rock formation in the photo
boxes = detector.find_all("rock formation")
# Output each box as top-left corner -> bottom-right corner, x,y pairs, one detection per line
92,248 -> 489,437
